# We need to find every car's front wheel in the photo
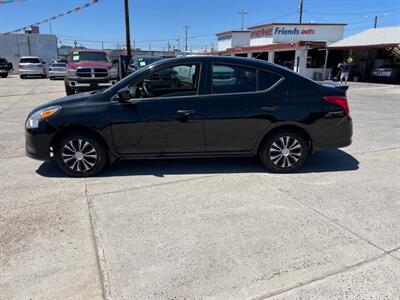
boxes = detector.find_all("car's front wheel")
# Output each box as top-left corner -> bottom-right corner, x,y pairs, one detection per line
55,132 -> 107,177
259,130 -> 309,173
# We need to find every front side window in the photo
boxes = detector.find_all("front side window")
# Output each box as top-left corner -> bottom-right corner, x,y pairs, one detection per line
212,64 -> 256,94
129,64 -> 199,99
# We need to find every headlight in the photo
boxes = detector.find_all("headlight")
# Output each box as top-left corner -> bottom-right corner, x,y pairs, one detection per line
26,106 -> 61,129
66,68 -> 76,76
109,67 -> 118,77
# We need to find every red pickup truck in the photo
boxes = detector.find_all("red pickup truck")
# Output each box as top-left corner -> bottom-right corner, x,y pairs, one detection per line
64,49 -> 119,95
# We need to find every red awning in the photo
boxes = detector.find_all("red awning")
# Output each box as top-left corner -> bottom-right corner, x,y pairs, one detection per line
210,41 -> 327,55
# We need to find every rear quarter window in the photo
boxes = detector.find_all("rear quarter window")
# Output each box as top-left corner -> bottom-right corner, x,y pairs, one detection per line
258,71 -> 281,90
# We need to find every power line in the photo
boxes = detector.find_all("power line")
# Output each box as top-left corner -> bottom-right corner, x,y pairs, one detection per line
306,7 -> 400,16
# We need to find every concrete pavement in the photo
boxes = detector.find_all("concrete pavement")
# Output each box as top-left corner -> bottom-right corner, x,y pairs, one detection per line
0,76 -> 399,299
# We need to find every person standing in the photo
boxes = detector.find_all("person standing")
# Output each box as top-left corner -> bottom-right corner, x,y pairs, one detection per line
338,59 -> 350,84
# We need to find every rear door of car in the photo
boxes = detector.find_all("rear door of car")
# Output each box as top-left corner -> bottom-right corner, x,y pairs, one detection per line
201,62 -> 285,153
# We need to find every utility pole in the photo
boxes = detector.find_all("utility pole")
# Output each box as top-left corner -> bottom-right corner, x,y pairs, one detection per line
183,25 -> 190,52
176,36 -> 180,51
49,21 -> 53,35
237,10 -> 248,31
299,0 -> 304,23
124,0 -> 132,63
374,15 -> 378,28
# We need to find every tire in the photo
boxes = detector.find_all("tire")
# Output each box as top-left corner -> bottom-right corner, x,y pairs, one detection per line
55,132 -> 107,177
20,75 -> 26,79
49,77 -> 53,80
259,129 -> 309,173
1,73 -> 8,78
65,84 -> 75,96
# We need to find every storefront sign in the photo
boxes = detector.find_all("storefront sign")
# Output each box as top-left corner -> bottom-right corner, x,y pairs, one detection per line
250,26 -> 273,38
274,27 -> 316,35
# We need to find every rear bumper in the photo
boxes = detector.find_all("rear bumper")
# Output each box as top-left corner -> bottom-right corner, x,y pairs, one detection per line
49,71 -> 66,77
19,69 -> 45,75
312,116 -> 353,151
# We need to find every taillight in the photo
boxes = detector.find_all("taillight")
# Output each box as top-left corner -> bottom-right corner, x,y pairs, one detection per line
324,96 -> 350,115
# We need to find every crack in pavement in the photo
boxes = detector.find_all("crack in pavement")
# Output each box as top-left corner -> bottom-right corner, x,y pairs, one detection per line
86,174 -> 221,198
84,178 -> 113,300
250,247 -> 400,300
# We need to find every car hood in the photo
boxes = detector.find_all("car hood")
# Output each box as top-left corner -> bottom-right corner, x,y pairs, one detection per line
30,91 -> 95,115
68,61 -> 113,69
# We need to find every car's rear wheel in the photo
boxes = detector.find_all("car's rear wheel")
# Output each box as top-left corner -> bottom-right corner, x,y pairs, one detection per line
55,132 -> 107,177
20,75 -> 26,79
1,73 -> 7,78
259,129 -> 309,173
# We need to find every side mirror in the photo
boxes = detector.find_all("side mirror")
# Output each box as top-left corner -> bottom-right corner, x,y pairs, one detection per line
117,87 -> 131,102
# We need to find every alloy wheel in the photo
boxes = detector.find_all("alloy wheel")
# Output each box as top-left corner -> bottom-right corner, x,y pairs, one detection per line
269,136 -> 302,168
61,138 -> 98,172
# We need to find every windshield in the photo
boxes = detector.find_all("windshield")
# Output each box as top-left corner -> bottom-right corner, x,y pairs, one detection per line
20,58 -> 41,63
134,57 -> 162,68
70,51 -> 110,63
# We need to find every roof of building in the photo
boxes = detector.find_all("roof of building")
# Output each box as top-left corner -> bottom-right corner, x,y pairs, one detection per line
210,41 -> 327,55
328,26 -> 400,49
216,30 -> 250,36
247,22 -> 347,30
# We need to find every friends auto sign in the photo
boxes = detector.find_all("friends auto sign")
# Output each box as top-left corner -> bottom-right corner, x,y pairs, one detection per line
250,24 -> 345,45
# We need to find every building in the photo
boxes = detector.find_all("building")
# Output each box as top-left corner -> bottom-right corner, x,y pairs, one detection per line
0,33 -> 58,72
213,23 -> 347,80
328,26 -> 400,81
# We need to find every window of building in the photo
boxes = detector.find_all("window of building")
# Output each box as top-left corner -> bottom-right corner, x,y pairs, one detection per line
212,64 -> 257,94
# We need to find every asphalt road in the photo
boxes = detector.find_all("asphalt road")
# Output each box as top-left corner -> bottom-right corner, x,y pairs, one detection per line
1,76 -> 399,300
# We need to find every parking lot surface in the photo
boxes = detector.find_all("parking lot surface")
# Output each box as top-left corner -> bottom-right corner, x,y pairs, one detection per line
1,75 -> 399,299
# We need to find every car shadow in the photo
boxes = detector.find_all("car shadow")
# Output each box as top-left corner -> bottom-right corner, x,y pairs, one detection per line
36,149 -> 359,178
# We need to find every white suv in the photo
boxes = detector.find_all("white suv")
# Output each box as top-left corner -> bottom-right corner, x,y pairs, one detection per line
19,56 -> 46,79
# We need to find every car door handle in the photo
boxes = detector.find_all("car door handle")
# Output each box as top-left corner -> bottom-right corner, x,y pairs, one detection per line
177,109 -> 195,116
261,105 -> 280,112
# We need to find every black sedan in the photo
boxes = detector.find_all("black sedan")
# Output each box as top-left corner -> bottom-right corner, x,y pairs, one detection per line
25,56 -> 352,177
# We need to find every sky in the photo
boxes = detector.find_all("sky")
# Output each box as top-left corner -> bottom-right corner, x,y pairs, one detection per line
0,0 -> 399,51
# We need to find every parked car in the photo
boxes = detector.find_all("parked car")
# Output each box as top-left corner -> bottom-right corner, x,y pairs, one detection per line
0,57 -> 13,78
371,64 -> 400,83
49,62 -> 67,80
126,56 -> 163,74
25,56 -> 352,177
19,56 -> 46,79
64,49 -> 118,95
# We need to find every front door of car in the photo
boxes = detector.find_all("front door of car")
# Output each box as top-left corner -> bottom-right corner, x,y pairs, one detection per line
110,63 -> 205,155
202,63 -> 284,152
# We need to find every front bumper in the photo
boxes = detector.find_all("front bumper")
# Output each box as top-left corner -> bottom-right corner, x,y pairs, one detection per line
66,77 -> 118,90
0,69 -> 10,74
25,123 -> 55,161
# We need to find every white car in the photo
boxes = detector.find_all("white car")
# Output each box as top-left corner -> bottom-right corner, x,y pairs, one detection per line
49,62 -> 67,80
19,56 -> 46,79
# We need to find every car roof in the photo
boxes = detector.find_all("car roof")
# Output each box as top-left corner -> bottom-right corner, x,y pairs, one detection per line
20,56 -> 41,59
150,55 -> 291,75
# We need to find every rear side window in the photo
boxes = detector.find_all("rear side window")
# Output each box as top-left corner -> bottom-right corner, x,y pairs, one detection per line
258,71 -> 281,90
20,58 -> 40,63
212,64 -> 256,94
